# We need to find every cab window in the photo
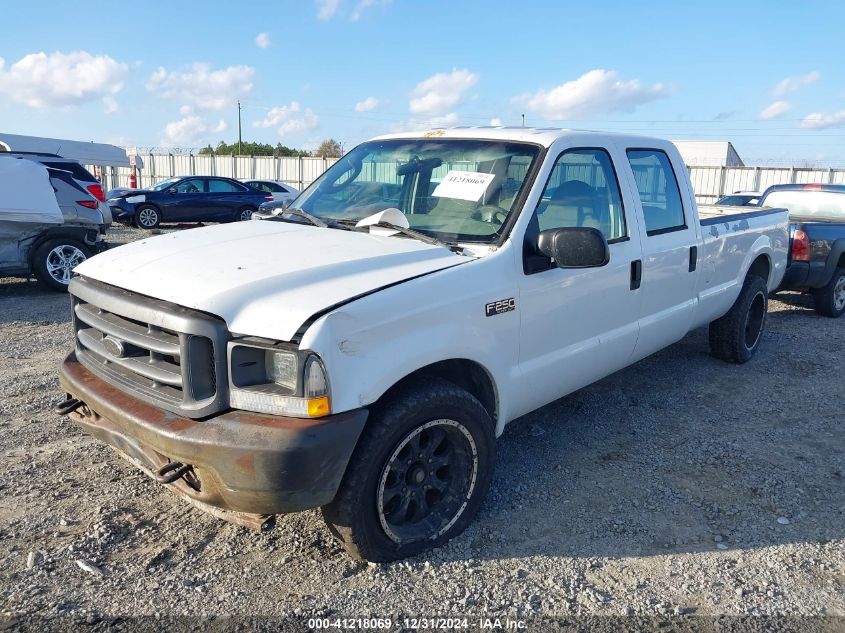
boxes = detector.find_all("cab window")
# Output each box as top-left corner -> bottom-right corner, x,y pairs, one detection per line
174,179 -> 205,194
626,149 -> 686,235
533,148 -> 627,241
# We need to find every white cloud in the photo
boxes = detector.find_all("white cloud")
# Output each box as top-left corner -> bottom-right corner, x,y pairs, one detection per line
253,101 -> 319,136
316,0 -> 340,19
409,69 -> 479,115
213,119 -> 228,133
102,96 -> 119,114
255,32 -> 271,48
514,69 -> 668,120
0,51 -> 127,108
489,117 -> 504,126
801,110 -> 845,129
391,112 -> 459,133
146,63 -> 254,110
355,96 -> 379,112
351,0 -> 391,20
759,100 -> 791,120
160,115 -> 211,147
773,71 -> 820,97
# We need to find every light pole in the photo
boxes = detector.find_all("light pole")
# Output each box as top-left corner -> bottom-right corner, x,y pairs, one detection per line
237,100 -> 243,155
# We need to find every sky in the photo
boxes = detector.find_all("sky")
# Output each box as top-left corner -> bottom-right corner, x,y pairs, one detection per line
1,0 -> 844,165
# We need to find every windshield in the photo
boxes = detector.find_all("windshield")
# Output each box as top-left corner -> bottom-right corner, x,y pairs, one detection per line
150,177 -> 181,192
294,139 -> 540,244
762,190 -> 845,221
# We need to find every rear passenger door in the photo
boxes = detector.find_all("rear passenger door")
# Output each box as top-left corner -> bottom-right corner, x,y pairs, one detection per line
622,148 -> 700,359
517,146 -> 644,413
207,178 -> 250,221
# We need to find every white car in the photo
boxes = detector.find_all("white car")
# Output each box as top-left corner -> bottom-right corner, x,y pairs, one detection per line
243,179 -> 299,203
58,127 -> 788,561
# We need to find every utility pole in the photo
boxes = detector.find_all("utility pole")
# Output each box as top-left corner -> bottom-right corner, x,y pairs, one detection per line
237,100 -> 243,156
521,113 -> 525,128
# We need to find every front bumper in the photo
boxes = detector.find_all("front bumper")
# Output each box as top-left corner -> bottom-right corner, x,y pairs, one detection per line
108,199 -> 133,222
59,352 -> 368,519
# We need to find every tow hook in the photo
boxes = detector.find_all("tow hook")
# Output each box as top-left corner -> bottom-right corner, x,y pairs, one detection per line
156,461 -> 194,484
54,398 -> 84,416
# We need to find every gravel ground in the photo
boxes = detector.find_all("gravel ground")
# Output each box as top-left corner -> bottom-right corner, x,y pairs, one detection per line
0,224 -> 843,629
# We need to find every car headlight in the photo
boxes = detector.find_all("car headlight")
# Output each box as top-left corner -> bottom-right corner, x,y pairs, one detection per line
228,341 -> 330,418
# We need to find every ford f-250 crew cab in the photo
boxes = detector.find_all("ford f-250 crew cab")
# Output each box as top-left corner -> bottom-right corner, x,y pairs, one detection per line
57,128 -> 789,561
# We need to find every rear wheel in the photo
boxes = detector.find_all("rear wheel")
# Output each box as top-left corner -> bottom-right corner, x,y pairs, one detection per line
811,267 -> 845,318
235,206 -> 256,222
135,205 -> 161,229
321,378 -> 495,562
32,238 -> 91,292
709,274 -> 768,364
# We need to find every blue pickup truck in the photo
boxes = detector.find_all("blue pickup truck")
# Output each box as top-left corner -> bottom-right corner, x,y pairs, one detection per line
762,184 -> 845,317
108,176 -> 273,228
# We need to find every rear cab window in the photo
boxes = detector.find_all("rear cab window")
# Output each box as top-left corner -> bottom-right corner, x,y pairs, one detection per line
626,149 -> 686,235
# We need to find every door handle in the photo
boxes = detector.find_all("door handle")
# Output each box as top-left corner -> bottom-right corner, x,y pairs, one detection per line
630,259 -> 642,290
689,246 -> 698,272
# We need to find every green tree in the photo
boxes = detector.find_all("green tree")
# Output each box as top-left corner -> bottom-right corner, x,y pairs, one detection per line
198,141 -> 309,157
314,139 -> 342,158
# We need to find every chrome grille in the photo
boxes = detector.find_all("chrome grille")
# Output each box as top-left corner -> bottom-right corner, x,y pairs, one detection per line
70,276 -> 229,418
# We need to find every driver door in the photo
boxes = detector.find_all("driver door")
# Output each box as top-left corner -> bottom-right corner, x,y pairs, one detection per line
516,145 -> 644,415
165,178 -> 208,221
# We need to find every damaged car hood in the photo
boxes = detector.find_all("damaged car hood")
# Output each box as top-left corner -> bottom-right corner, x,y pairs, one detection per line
74,220 -> 468,341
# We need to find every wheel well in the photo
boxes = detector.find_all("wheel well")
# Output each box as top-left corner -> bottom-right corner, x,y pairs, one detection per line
747,254 -> 771,285
379,359 -> 498,425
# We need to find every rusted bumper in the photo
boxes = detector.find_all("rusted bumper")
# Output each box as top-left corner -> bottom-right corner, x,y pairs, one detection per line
59,352 -> 368,518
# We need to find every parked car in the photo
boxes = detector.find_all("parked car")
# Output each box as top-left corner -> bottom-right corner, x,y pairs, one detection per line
107,176 -> 273,228
0,156 -> 109,291
243,179 -> 300,203
57,128 -> 788,561
761,183 -> 845,317
716,191 -> 761,206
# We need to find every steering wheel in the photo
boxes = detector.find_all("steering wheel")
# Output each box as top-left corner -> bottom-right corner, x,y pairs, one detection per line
473,205 -> 508,225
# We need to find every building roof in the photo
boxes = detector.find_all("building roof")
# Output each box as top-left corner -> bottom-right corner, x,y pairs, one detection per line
671,140 -> 745,167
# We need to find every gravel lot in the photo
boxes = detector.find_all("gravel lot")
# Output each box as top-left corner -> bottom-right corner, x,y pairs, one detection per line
0,224 -> 843,628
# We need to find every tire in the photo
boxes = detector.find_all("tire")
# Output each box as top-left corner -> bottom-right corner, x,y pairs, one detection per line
709,274 -> 768,364
321,377 -> 496,562
811,267 -> 845,318
235,206 -> 256,222
32,238 -> 91,292
135,205 -> 161,229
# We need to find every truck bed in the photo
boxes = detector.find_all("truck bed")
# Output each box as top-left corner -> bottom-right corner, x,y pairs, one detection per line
698,204 -> 787,226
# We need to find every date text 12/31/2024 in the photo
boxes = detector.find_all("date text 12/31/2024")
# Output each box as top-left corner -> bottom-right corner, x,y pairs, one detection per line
307,617 -> 527,630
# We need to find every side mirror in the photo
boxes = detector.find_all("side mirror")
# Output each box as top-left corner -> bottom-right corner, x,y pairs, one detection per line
537,227 -> 609,268
167,188 -> 177,195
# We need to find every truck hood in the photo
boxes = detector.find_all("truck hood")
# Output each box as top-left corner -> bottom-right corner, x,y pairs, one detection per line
75,220 -> 469,341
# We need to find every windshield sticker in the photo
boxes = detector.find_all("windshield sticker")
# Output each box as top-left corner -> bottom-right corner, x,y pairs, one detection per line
432,170 -> 496,202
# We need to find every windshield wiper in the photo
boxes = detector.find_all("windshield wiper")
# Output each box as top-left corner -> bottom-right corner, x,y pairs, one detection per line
366,221 -> 462,252
274,207 -> 328,228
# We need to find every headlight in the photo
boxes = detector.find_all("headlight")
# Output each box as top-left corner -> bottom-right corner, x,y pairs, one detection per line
228,341 -> 330,418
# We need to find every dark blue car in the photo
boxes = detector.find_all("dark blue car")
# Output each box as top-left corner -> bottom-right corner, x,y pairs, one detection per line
108,176 -> 273,228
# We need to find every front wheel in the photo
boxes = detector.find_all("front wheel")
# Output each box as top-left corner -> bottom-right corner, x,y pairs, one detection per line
321,378 -> 495,562
811,267 -> 845,318
709,274 -> 768,364
32,239 -> 91,292
135,205 -> 161,229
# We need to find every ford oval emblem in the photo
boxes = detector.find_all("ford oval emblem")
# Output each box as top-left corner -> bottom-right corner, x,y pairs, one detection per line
103,336 -> 126,358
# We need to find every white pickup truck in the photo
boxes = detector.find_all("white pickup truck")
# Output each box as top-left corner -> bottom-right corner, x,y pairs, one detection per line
58,128 -> 788,561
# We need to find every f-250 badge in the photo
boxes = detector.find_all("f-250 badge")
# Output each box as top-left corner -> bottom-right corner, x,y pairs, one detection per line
485,298 -> 515,317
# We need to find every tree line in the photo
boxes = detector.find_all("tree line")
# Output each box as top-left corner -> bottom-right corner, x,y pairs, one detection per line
199,139 -> 342,158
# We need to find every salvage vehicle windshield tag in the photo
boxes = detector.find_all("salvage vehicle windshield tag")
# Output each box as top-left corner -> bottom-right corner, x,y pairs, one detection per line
432,170 -> 496,202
